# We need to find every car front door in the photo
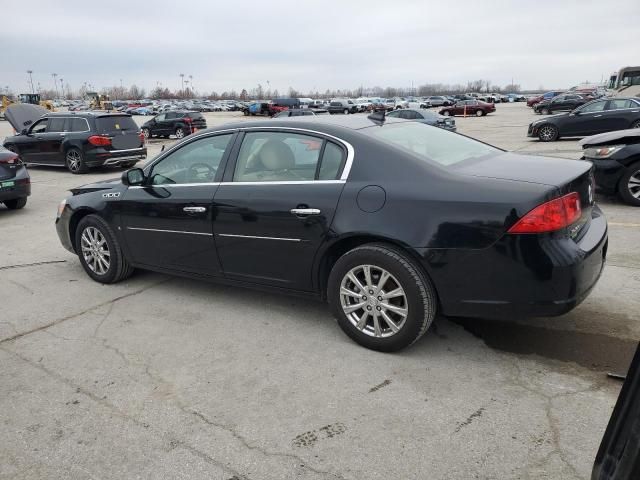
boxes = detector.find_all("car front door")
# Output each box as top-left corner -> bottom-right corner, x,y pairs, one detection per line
17,118 -> 49,163
561,100 -> 608,136
149,113 -> 165,135
213,129 -> 349,290
37,117 -> 67,164
119,131 -> 236,275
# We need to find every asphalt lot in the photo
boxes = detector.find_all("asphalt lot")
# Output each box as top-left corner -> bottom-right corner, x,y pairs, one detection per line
1,103 -> 638,479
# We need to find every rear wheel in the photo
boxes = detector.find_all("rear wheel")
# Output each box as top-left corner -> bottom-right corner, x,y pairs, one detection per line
328,244 -> 437,352
66,148 -> 88,174
475,109 -> 483,117
618,163 -> 640,206
175,127 -> 185,139
343,108 -> 349,114
631,120 -> 640,129
538,124 -> 559,142
3,197 -> 27,210
142,128 -> 150,139
75,214 -> 134,284
120,161 -> 137,169
442,110 -> 451,116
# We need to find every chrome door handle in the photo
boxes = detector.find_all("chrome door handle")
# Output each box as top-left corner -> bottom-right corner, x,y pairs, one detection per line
593,114 -> 602,117
183,206 -> 206,213
290,208 -> 321,216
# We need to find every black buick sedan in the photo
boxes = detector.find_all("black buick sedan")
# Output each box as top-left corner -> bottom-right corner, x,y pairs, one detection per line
56,115 -> 607,351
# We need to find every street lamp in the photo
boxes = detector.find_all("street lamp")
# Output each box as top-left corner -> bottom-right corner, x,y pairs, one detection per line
189,75 -> 193,93
52,73 -> 59,98
27,70 -> 34,93
179,73 -> 185,96
59,78 -> 64,98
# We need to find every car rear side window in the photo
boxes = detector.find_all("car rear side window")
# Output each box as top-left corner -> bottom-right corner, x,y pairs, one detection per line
606,99 -> 635,110
95,116 -> 138,134
319,142 -> 345,180
185,112 -> 203,120
365,122 -> 498,167
48,118 -> 66,132
69,118 -> 89,132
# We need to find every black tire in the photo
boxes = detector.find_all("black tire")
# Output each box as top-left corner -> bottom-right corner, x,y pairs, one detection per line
541,107 -> 550,115
75,214 -> 134,284
65,148 -> 88,174
327,243 -> 437,352
618,162 -> 640,206
442,110 -> 451,116
631,120 -> 640,129
537,124 -> 559,142
175,127 -> 186,139
343,108 -> 349,114
4,197 -> 27,209
475,109 -> 483,117
142,128 -> 150,140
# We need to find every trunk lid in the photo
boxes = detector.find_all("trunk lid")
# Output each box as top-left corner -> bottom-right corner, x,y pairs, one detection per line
95,115 -> 143,150
455,152 -> 595,238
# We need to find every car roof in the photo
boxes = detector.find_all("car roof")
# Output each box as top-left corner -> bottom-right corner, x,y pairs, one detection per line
46,111 -> 133,118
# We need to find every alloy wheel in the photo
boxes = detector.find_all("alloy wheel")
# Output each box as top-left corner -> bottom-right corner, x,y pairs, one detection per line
66,150 -> 81,172
80,227 -> 111,275
175,128 -> 185,139
538,125 -> 557,141
627,169 -> 640,199
339,264 -> 408,338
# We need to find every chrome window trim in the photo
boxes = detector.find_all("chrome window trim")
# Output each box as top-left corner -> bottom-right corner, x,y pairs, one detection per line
141,126 -> 355,182
217,233 -> 301,242
126,227 -> 212,236
129,179 -> 345,189
51,117 -> 91,133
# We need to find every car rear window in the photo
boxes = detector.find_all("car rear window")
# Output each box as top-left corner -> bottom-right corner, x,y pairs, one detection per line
364,122 -> 498,167
95,116 -> 138,134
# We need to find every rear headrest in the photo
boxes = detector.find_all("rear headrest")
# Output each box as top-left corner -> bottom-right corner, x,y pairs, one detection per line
259,139 -> 295,171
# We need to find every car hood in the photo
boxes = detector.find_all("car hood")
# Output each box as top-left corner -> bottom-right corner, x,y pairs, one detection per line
531,112 -> 569,125
454,152 -> 591,187
5,104 -> 49,133
70,177 -> 122,195
579,128 -> 640,147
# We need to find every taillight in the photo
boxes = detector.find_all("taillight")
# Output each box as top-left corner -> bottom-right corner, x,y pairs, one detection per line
87,135 -> 112,147
183,117 -> 192,123
0,153 -> 21,165
508,192 -> 582,234
138,131 -> 145,143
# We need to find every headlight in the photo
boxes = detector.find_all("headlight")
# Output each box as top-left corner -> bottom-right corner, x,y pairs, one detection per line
583,145 -> 624,159
57,198 -> 67,218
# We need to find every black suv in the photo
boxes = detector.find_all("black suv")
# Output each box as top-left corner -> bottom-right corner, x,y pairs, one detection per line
141,111 -> 207,140
533,94 -> 590,114
3,112 -> 146,174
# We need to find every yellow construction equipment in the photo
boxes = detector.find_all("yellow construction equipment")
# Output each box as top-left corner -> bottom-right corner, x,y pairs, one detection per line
0,95 -> 14,119
18,93 -> 55,112
87,92 -> 113,111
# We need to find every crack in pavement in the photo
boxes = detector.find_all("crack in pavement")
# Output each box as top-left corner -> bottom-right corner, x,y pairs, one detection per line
0,278 -> 171,344
1,347 -> 248,480
0,260 -> 67,270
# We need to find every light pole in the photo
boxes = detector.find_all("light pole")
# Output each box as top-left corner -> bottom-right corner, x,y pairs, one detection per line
27,70 -> 34,93
60,78 -> 64,98
189,75 -> 193,94
179,73 -> 185,96
184,80 -> 190,97
52,73 -> 59,98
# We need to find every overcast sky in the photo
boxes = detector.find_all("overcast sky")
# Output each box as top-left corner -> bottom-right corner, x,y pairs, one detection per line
2,0 -> 638,95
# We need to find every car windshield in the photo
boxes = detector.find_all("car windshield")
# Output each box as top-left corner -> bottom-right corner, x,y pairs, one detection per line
364,122 -> 498,167
95,116 -> 138,133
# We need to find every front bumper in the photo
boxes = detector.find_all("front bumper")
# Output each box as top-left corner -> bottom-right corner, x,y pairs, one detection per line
423,205 -> 608,319
55,204 -> 75,253
84,147 -> 147,168
527,124 -> 540,137
589,158 -> 625,194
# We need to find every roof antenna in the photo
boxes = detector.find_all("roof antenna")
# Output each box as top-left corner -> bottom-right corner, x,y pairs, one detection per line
367,108 -> 385,125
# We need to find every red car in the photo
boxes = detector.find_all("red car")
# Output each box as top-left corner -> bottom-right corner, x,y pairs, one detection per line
439,100 -> 495,117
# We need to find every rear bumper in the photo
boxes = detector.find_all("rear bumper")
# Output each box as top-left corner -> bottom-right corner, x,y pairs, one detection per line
423,205 -> 608,319
0,169 -> 30,201
84,147 -> 147,167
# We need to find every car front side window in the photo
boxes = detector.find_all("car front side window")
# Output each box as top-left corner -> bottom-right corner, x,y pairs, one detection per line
233,132 -> 343,182
578,101 -> 606,113
30,119 -> 48,134
149,134 -> 233,185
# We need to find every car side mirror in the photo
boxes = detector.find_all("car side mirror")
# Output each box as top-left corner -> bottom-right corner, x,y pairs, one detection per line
572,110 -> 580,115
122,167 -> 145,186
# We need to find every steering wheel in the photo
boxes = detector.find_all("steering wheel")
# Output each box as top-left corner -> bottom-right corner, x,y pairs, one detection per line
187,163 -> 216,182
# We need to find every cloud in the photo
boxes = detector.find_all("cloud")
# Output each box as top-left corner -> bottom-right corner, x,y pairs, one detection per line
1,0 -> 638,94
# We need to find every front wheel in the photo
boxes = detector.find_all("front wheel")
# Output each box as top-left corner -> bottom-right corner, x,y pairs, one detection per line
541,108 -> 550,115
66,148 -> 88,174
442,110 -> 451,116
538,124 -> 559,142
3,197 -> 27,209
618,163 -> 640,206
343,108 -> 349,114
328,244 -> 437,352
75,214 -> 134,284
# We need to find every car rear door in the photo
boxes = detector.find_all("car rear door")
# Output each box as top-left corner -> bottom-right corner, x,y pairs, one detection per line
119,131 -> 236,275
563,100 -> 608,136
603,99 -> 640,131
213,129 -> 349,291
